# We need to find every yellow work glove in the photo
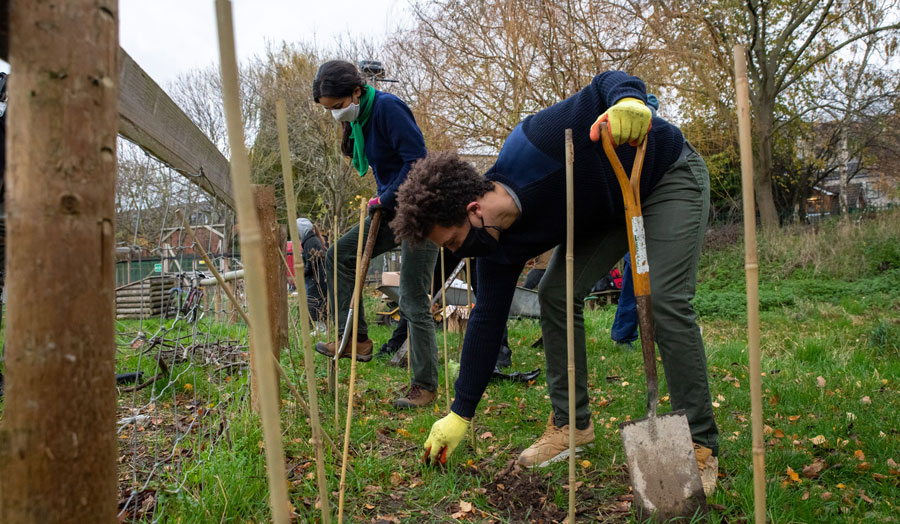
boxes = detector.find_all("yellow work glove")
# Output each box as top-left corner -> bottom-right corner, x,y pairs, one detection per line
590,97 -> 652,147
423,411 -> 470,465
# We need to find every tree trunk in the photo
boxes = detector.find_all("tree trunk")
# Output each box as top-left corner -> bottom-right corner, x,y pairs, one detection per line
0,1 -> 119,523
838,130 -> 850,217
753,102 -> 780,229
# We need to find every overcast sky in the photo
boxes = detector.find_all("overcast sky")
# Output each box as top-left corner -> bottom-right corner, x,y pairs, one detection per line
120,0 -> 410,88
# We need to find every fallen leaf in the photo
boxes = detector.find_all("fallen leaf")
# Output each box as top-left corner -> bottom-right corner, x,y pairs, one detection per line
859,491 -> 874,504
861,396 -> 871,405
854,450 -> 866,462
821,492 -> 832,500
857,462 -> 871,471
479,431 -> 493,440
712,401 -> 720,408
887,458 -> 899,469
801,490 -> 810,500
396,428 -> 412,438
809,435 -> 826,446
816,376 -> 826,388
836,483 -> 846,489
764,425 -> 774,435
802,459 -> 825,479
459,500 -> 473,512
769,394 -> 779,406
789,415 -> 801,422
774,429 -> 786,439
786,466 -> 801,483
390,471 -> 403,486
581,460 -> 592,468
872,473 -> 888,481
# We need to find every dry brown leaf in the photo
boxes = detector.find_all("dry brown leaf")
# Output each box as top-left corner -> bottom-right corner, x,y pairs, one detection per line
861,396 -> 871,405
764,425 -> 774,435
816,376 -> 826,388
854,450 -> 866,462
774,429 -> 786,439
809,435 -> 826,446
887,458 -> 899,469
459,500 -> 473,512
859,491 -> 874,504
802,459 -> 825,479
788,415 -> 801,422
786,466 -> 801,483
801,490 -> 810,500
821,492 -> 832,501
389,471 -> 403,486
479,431 -> 494,440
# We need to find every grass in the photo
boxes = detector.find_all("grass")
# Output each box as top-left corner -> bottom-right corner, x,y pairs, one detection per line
4,210 -> 900,522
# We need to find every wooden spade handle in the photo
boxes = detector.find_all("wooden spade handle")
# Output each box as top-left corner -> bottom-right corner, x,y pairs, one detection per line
599,127 -> 657,417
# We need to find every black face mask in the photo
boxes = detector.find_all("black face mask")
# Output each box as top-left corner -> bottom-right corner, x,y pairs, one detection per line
452,218 -> 502,258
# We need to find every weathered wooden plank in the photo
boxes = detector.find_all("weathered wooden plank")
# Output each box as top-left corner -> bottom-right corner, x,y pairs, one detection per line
117,48 -> 234,209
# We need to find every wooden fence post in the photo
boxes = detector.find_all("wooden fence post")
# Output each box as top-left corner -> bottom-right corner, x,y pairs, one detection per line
248,185 -> 288,412
0,1 -> 119,522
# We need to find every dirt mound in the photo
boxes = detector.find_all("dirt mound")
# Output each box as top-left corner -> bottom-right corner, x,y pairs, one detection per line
483,459 -> 567,522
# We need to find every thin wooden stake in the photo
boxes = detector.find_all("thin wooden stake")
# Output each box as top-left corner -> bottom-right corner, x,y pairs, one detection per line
338,200 -> 366,523
277,99 -> 332,524
441,249 -> 451,411
214,2 -> 289,522
565,129 -> 577,523
734,44 -> 766,524
333,214 -> 340,426
465,258 -> 476,451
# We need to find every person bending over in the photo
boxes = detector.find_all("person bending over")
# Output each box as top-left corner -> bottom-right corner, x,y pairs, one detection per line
389,71 -> 719,494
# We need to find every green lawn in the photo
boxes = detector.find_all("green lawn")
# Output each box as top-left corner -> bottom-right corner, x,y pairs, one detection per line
11,210 -> 900,522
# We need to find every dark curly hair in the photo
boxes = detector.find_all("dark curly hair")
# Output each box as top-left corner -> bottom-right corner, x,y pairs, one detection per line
390,152 -> 494,244
312,60 -> 369,158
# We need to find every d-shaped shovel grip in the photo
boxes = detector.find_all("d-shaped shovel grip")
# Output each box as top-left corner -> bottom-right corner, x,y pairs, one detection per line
599,127 -> 658,417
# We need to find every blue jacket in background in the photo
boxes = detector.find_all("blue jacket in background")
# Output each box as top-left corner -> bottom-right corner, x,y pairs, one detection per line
361,90 -> 427,210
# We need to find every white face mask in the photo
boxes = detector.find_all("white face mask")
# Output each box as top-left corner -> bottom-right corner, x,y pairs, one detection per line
331,101 -> 359,123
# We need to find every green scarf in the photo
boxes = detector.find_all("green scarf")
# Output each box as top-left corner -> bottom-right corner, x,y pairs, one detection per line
350,86 -> 376,177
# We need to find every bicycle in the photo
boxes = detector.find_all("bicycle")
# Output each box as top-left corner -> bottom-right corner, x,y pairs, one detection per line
165,272 -> 206,323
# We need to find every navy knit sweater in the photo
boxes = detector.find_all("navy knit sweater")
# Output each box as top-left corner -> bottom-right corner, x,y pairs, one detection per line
452,71 -> 685,418
363,90 -> 427,209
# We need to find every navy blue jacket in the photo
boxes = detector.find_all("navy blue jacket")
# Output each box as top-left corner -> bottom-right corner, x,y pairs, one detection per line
452,71 -> 686,418
362,90 -> 427,209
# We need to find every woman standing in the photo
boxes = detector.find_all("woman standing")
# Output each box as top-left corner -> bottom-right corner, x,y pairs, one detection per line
312,60 -> 439,409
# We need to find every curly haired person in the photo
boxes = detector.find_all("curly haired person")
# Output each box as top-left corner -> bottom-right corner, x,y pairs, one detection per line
390,71 -> 719,495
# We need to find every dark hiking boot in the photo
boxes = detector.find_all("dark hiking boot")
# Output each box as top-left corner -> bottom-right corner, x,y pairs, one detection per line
495,344 -> 513,369
375,342 -> 400,360
314,339 -> 373,362
392,384 -> 436,409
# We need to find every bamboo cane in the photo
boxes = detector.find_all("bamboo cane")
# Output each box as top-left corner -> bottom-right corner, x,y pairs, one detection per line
465,258 -> 475,451
179,213 -> 345,464
338,200 -> 366,523
441,249 -> 451,411
564,129 -> 577,523
333,215 -> 340,426
214,3 -> 289,521
276,99 -> 332,523
734,44 -> 766,524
